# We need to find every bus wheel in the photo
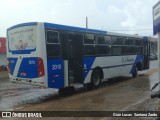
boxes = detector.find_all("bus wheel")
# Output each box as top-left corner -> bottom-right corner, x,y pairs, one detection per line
132,67 -> 138,78
91,70 -> 101,87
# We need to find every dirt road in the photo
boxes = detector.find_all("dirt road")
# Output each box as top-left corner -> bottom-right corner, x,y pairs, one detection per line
14,68 -> 158,111
0,61 -> 159,120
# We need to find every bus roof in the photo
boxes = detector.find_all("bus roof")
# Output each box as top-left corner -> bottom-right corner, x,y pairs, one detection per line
107,32 -> 144,39
7,22 -> 147,39
7,22 -> 107,35
43,23 -> 146,39
44,22 -> 107,34
7,22 -> 37,31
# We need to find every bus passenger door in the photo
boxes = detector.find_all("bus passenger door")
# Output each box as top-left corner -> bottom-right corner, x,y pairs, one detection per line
46,30 -> 64,89
143,40 -> 150,70
61,33 -> 83,85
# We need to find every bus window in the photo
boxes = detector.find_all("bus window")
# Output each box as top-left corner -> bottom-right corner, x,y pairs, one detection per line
111,36 -> 124,45
104,36 -> 111,45
125,38 -> 134,45
8,25 -> 37,52
46,30 -> 60,58
97,36 -> 104,44
122,46 -> 135,54
46,44 -> 60,57
97,35 -> 111,45
46,30 -> 59,44
84,34 -> 95,44
83,45 -> 96,56
111,36 -> 117,45
97,35 -> 111,55
112,46 -> 122,55
97,45 -> 110,55
135,39 -> 143,46
117,37 -> 124,45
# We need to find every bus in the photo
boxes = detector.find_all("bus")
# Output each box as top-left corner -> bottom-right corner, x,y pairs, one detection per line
7,22 -> 150,92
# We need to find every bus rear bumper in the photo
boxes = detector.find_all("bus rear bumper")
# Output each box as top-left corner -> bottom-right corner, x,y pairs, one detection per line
9,74 -> 46,87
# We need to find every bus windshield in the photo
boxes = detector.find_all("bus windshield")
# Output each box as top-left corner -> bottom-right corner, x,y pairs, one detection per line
8,25 -> 37,52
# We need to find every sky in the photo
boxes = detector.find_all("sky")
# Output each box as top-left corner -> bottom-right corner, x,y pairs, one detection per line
0,0 -> 159,37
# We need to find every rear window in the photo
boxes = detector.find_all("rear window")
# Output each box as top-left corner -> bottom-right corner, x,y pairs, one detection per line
8,26 -> 37,51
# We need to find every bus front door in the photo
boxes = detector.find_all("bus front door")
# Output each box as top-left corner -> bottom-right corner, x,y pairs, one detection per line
143,41 -> 150,70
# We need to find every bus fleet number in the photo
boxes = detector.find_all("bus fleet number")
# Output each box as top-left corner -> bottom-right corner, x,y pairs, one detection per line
52,64 -> 62,70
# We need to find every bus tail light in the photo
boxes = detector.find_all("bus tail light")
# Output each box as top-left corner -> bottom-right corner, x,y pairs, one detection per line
38,58 -> 45,77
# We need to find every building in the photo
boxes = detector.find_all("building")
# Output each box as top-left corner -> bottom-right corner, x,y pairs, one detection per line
0,37 -> 7,67
150,37 -> 157,54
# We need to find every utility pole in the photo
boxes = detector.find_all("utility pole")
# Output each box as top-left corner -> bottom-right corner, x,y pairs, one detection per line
86,16 -> 88,29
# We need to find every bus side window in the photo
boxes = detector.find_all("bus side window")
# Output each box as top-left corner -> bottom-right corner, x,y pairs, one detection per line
97,35 -> 111,55
46,44 -> 60,57
83,34 -> 96,56
46,31 -> 59,44
111,36 -> 123,55
135,39 -> 143,46
46,30 -> 60,58
122,46 -> 135,54
112,46 -> 122,55
84,34 -> 95,44
111,36 -> 117,45
117,37 -> 124,45
125,38 -> 133,46
135,39 -> 143,54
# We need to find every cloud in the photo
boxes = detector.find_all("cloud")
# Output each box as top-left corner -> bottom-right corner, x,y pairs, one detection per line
103,0 -> 158,35
0,0 -> 159,37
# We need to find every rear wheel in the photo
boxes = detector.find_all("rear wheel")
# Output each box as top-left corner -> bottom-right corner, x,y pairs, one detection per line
85,69 -> 102,90
91,70 -> 101,87
132,67 -> 138,78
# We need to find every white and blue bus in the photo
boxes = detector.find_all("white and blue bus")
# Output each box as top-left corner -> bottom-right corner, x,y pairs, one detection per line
7,22 -> 150,91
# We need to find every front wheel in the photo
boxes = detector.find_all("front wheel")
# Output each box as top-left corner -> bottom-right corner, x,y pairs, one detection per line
132,67 -> 138,78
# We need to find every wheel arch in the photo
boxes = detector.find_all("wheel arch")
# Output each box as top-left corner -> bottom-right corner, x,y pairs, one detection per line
92,66 -> 104,79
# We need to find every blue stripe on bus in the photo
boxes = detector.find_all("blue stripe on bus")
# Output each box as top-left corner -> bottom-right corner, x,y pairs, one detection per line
44,23 -> 107,34
17,57 -> 38,78
7,22 -> 37,30
8,58 -> 18,75
83,57 -> 96,80
8,57 -> 39,78
130,55 -> 142,74
47,59 -> 64,89
84,63 -> 134,71
97,63 -> 134,70
9,48 -> 36,54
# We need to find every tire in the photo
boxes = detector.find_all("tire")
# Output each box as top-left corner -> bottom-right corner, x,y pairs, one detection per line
132,67 -> 138,78
91,70 -> 101,87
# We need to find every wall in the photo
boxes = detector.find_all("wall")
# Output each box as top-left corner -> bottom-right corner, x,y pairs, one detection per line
0,38 -> 6,53
0,38 -> 7,72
